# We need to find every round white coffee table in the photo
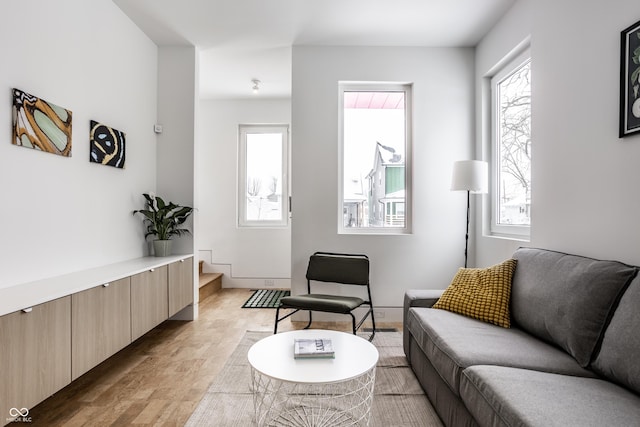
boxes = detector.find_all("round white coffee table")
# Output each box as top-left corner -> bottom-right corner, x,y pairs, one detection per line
247,329 -> 379,426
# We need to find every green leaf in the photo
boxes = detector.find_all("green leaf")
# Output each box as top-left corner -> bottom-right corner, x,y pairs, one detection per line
133,193 -> 193,241
156,196 -> 166,210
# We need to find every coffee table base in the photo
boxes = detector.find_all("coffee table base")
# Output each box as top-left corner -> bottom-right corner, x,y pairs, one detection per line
251,367 -> 376,426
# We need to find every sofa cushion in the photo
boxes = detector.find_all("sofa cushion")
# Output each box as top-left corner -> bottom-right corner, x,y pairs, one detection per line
433,259 -> 517,328
460,365 -> 640,427
406,307 -> 595,396
511,247 -> 637,366
592,275 -> 640,394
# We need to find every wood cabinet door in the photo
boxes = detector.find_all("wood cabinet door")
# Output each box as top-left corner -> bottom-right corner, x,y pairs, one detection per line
71,277 -> 131,380
0,296 -> 71,419
168,258 -> 194,317
131,266 -> 168,341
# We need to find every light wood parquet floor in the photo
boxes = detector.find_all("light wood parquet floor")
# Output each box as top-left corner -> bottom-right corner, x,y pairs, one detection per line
29,288 -> 400,426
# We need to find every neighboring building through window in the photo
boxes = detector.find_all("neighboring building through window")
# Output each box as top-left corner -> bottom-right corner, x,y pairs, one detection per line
339,83 -> 412,234
368,142 -> 405,227
238,124 -> 289,227
491,50 -> 531,238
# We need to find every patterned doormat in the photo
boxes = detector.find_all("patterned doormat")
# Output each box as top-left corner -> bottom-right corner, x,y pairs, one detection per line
242,289 -> 290,308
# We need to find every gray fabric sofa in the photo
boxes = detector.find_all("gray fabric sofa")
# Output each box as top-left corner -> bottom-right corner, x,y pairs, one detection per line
403,247 -> 640,427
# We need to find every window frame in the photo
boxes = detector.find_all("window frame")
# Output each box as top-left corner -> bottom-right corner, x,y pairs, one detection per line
237,124 -> 290,228
489,48 -> 531,239
337,82 -> 413,235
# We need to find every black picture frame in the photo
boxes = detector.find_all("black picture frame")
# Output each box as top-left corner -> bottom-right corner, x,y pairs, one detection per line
620,19 -> 640,138
89,120 -> 126,168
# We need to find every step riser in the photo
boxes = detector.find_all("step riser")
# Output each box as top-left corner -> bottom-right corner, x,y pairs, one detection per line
199,275 -> 222,302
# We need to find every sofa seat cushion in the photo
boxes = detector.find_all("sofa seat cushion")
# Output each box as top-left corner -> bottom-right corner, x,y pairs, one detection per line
460,365 -> 640,427
406,307 -> 595,396
511,247 -> 637,367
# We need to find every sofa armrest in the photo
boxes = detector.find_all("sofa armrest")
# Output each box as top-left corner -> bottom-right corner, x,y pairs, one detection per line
403,289 -> 444,363
404,289 -> 444,310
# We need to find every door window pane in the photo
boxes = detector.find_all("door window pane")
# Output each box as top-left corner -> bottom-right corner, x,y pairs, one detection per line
239,125 -> 288,227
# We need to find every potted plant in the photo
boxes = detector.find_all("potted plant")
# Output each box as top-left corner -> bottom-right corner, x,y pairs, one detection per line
133,193 -> 193,256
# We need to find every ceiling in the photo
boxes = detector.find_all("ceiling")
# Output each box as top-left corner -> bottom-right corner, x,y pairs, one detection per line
113,0 -> 516,100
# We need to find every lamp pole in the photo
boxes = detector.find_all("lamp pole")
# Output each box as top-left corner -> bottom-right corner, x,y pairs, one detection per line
451,160 -> 488,268
464,189 -> 470,268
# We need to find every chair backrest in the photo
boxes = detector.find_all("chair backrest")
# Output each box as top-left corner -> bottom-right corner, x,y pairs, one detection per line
306,252 -> 369,286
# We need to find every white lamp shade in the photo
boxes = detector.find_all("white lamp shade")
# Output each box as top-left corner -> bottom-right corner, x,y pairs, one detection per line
451,160 -> 488,193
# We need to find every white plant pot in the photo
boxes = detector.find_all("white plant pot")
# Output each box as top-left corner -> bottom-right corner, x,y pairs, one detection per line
153,239 -> 172,257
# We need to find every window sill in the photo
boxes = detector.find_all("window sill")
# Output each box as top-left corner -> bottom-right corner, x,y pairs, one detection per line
483,232 -> 530,243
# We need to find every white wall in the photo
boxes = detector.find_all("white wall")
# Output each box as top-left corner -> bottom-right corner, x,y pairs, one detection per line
0,0 -> 158,288
531,0 -> 640,265
291,46 -> 475,316
157,47 -> 197,258
157,47 -> 198,319
476,0 -> 640,267
198,98 -> 291,288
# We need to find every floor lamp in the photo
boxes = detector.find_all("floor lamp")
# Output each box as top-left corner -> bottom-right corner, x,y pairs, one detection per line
451,160 -> 488,268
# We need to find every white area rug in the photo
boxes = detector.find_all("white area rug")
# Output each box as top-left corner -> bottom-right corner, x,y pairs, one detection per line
186,331 -> 443,426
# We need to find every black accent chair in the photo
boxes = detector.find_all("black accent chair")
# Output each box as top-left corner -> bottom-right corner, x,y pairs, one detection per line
274,252 -> 376,341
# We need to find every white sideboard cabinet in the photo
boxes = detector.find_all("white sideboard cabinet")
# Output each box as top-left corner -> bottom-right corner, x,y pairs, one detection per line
169,257 -> 194,317
131,266 -> 169,341
0,254 -> 194,425
71,277 -> 132,380
0,296 -> 72,422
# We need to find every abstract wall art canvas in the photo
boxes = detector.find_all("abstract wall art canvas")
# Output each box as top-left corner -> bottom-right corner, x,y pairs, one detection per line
12,88 -> 73,156
620,19 -> 640,137
89,120 -> 126,168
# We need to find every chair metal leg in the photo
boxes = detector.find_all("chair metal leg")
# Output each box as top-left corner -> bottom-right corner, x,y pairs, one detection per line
350,313 -> 357,335
368,308 -> 376,342
303,311 -> 313,329
351,307 -> 376,341
274,307 -> 280,334
275,307 -> 303,334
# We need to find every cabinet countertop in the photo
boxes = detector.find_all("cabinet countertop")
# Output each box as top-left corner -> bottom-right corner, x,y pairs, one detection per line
0,254 -> 194,317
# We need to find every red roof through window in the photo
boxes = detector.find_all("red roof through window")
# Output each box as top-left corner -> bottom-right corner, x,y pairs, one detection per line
344,92 -> 404,109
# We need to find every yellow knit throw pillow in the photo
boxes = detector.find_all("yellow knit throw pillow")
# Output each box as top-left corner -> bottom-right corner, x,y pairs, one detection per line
433,259 -> 517,328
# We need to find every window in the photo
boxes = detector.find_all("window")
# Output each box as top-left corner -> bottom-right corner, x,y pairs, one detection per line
238,124 -> 289,227
490,50 -> 531,238
338,83 -> 412,234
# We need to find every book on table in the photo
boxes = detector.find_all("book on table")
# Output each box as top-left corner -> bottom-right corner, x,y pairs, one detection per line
294,338 -> 335,359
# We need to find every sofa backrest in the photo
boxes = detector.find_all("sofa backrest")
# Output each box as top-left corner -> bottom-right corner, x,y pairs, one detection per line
511,247 -> 637,367
592,274 -> 640,394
